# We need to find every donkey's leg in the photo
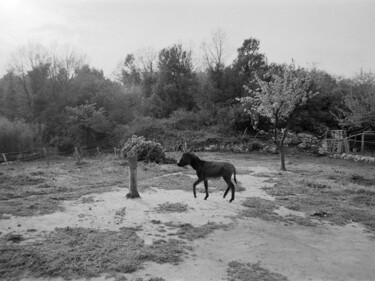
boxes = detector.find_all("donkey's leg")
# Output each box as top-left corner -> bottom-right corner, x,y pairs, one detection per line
204,179 -> 209,200
193,178 -> 203,198
223,176 -> 231,198
223,176 -> 235,202
229,182 -> 235,202
223,186 -> 231,198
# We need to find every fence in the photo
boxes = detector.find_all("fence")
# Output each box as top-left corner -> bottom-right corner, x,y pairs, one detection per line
0,146 -> 123,166
324,130 -> 375,156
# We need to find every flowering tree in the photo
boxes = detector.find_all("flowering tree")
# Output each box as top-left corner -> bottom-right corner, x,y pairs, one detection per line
238,64 -> 315,171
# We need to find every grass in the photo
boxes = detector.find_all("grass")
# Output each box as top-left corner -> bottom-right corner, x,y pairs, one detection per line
261,154 -> 375,232
1,222 -> 227,280
165,221 -> 230,240
240,197 -> 317,227
227,261 -> 289,281
0,156 -> 177,218
154,202 -> 190,213
0,227 -> 189,280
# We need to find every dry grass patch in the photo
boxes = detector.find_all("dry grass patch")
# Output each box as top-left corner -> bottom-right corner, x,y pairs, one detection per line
140,174 -> 193,191
0,159 -> 179,219
0,227 -> 189,280
240,197 -> 317,227
263,159 -> 375,232
154,202 -> 190,213
227,261 -> 289,281
165,222 -> 230,241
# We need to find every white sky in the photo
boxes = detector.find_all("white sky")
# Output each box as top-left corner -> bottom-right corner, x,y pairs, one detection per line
0,0 -> 374,78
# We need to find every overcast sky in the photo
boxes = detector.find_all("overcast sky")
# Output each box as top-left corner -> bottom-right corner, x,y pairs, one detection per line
1,0 -> 374,78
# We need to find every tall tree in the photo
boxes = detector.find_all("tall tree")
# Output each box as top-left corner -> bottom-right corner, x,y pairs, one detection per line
117,47 -> 158,98
153,44 -> 197,117
0,72 -> 19,120
238,64 -> 316,171
202,28 -> 229,75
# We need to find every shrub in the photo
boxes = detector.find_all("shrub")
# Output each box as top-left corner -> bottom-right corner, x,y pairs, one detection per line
57,137 -> 74,153
121,135 -> 176,164
167,109 -> 212,130
0,117 -> 36,153
118,117 -> 170,144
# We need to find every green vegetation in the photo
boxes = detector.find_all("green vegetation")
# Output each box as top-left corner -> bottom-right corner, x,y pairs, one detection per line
1,34 -> 373,154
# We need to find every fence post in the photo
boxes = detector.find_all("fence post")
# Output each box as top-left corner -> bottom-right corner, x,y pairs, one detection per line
126,150 -> 140,199
361,132 -> 365,154
43,147 -> 50,167
97,147 -> 103,161
114,147 -> 117,157
2,153 -> 8,166
74,147 -> 82,164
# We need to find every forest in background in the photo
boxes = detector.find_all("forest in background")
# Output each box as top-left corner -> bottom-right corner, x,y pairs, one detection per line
0,30 -> 374,153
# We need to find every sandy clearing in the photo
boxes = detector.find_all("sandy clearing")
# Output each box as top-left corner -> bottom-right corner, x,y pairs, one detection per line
2,165 -> 375,281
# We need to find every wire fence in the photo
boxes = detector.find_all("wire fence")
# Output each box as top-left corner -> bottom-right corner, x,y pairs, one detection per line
0,146 -> 123,165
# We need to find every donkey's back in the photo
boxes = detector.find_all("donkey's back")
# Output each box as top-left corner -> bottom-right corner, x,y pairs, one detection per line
200,160 -> 236,181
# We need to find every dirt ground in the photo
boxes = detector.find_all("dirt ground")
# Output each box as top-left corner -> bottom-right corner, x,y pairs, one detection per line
1,152 -> 375,281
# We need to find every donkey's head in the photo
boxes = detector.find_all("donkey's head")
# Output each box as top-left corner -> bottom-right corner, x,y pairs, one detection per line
177,152 -> 191,167
177,152 -> 200,167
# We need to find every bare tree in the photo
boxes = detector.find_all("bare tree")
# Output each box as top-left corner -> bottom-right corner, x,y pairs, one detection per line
201,28 -> 230,72
8,42 -> 86,121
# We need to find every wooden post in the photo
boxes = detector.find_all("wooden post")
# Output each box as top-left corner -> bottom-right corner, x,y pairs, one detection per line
361,132 -> 365,154
74,147 -> 82,164
2,153 -> 8,166
43,147 -> 50,167
114,147 -> 117,157
126,150 -> 140,199
97,147 -> 103,161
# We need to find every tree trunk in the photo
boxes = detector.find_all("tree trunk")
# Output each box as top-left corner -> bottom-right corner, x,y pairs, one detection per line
278,126 -> 289,171
126,150 -> 140,199
279,146 -> 286,171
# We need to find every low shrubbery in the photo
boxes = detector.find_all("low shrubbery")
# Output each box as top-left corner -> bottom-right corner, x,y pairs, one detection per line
0,117 -> 38,153
121,135 -> 176,164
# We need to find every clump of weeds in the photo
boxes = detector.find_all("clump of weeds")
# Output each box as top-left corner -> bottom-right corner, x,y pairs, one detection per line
227,261 -> 289,281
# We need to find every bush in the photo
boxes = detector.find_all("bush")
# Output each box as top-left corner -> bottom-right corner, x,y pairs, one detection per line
121,135 -> 176,164
118,117 -> 169,144
57,137 -> 74,153
0,117 -> 37,153
167,109 -> 212,130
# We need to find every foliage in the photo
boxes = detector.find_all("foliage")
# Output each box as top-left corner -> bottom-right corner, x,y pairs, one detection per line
289,69 -> 342,134
240,65 -> 313,128
168,109 -> 213,130
121,135 -> 175,164
152,44 -> 197,117
0,117 -> 37,153
0,38 -> 372,151
238,63 -> 316,170
65,103 -> 113,148
341,70 -> 375,129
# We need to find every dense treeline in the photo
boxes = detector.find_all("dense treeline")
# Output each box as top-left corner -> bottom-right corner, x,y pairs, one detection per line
0,34 -> 374,153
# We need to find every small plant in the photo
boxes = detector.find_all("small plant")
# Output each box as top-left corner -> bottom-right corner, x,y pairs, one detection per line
121,135 -> 176,164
